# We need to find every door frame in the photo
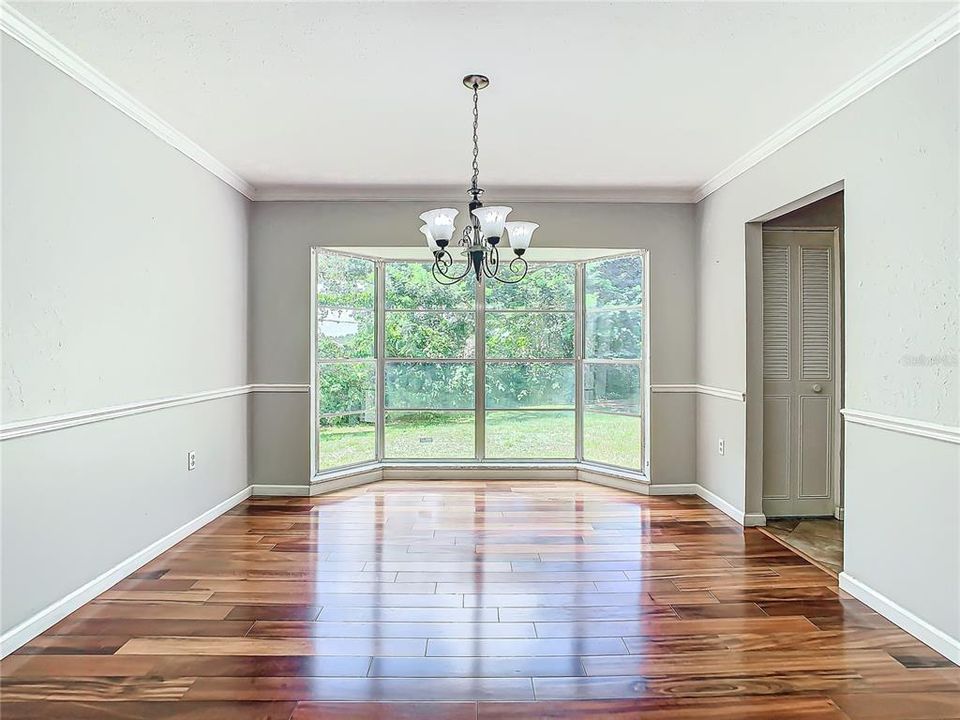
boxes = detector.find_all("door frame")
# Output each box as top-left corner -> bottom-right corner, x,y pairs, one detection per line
744,181 -> 845,523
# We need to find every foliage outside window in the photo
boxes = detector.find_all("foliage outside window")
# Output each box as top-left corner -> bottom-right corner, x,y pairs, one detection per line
315,254 -> 377,470
314,250 -> 646,473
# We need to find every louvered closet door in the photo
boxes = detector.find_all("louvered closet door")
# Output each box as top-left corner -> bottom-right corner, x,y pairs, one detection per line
762,230 -> 835,517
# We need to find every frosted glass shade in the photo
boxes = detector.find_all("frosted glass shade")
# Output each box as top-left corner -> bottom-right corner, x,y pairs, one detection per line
471,206 -> 512,240
419,208 -> 459,243
504,221 -> 538,251
419,226 -> 439,253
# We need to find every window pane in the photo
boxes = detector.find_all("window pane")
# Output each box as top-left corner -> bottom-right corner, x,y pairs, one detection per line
585,255 -> 643,309
485,312 -> 574,359
317,253 -> 374,308
485,264 -> 575,310
585,310 -> 643,359
584,363 -> 642,414
317,309 -> 374,359
318,414 -> 375,470
385,411 -> 475,459
385,362 -> 474,409
386,262 -> 474,310
583,412 -> 642,469
386,312 -> 475,359
485,411 -> 575,459
485,362 -> 575,409
317,362 -> 375,415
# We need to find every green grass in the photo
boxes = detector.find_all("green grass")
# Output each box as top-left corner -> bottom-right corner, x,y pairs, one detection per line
318,412 -> 642,470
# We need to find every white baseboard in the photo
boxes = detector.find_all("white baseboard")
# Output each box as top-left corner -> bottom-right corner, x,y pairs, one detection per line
312,466 -> 384,494
0,485 -> 252,658
250,484 -> 311,496
839,572 -> 960,665
647,483 -> 700,496
577,468 -> 650,494
693,484 -> 766,526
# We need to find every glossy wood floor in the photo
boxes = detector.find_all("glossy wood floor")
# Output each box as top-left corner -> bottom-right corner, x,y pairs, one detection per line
3,480 -> 958,719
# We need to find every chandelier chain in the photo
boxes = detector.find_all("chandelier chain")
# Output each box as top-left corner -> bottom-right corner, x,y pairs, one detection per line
471,83 -> 480,193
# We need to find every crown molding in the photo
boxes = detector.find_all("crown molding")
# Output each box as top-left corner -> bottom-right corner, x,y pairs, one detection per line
694,6 -> 960,203
0,2 -> 256,200
251,184 -> 697,204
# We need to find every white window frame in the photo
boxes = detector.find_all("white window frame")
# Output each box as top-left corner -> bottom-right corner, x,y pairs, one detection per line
310,248 -> 650,479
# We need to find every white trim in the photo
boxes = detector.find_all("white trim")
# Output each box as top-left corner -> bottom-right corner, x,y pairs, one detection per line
841,408 -> 960,445
0,385 -> 252,441
249,383 -> 309,393
0,383 -> 309,441
382,463 -> 580,482
694,7 -> 960,202
0,2 -> 255,200
692,484 -> 766,526
648,483 -> 700,496
250,484 -> 311,497
839,572 -> 960,665
0,486 -> 252,658
254,184 -> 695,204
313,466 -> 385,494
652,384 -> 746,402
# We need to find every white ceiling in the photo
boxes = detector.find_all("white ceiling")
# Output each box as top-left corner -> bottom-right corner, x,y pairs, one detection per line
11,1 -> 954,197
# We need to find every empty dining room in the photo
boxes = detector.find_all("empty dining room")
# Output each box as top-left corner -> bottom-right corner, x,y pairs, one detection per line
1,2 -> 958,718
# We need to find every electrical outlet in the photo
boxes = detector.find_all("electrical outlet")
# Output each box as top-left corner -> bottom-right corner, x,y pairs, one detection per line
187,451 -> 197,471
718,438 -> 725,456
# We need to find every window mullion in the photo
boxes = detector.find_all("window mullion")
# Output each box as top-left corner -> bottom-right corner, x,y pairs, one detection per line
475,276 -> 485,461
375,260 -> 386,462
575,262 -> 585,462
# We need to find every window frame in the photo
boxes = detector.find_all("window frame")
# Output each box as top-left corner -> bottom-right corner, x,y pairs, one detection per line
311,248 -> 650,477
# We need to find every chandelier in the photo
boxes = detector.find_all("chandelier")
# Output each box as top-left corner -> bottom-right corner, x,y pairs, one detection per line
418,74 -> 538,285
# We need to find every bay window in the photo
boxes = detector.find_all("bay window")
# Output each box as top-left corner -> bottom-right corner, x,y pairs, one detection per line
312,249 -> 648,475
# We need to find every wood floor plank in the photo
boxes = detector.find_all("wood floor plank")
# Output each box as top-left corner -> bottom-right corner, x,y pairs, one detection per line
2,479 -> 956,713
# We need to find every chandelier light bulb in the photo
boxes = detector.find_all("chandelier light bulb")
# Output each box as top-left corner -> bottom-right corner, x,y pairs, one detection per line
504,221 -> 538,252
471,206 -> 512,242
419,208 -> 459,243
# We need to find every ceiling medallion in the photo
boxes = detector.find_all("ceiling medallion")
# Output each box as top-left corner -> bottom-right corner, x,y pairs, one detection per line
418,75 -> 538,285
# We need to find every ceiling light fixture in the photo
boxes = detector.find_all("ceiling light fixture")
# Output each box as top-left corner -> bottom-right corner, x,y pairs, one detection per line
419,74 -> 537,285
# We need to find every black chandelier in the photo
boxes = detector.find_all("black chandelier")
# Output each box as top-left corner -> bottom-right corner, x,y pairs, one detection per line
419,74 -> 538,285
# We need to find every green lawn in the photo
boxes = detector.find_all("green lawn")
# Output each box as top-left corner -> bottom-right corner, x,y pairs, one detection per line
318,412 -> 642,470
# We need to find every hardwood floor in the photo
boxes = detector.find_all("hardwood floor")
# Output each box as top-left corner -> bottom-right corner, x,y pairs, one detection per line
2,480 -> 957,719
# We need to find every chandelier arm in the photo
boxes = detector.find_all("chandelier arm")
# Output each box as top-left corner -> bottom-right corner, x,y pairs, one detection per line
432,253 -> 473,285
481,244 -> 500,278
489,255 -> 529,284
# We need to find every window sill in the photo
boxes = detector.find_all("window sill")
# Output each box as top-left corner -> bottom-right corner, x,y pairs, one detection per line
311,461 -> 649,490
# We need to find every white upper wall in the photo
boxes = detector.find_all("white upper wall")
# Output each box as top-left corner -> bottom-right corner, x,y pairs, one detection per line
696,39 -> 958,424
1,40 -> 250,421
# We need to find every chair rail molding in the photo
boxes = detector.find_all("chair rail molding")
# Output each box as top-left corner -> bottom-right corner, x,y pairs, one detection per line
840,408 -> 960,445
0,384 -> 308,441
652,384 -> 746,402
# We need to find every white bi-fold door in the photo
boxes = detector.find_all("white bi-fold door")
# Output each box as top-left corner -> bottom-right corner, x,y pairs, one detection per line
762,230 -> 836,518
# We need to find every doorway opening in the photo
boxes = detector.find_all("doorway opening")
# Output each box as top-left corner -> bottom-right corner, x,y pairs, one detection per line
750,189 -> 844,575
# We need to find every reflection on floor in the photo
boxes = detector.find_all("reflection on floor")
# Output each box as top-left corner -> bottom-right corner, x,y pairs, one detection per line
764,517 -> 843,575
6,483 -> 953,719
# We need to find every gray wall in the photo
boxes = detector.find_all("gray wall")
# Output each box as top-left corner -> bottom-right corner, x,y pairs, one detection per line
249,201 -> 697,487
1,38 -> 250,633
694,40 -> 959,640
